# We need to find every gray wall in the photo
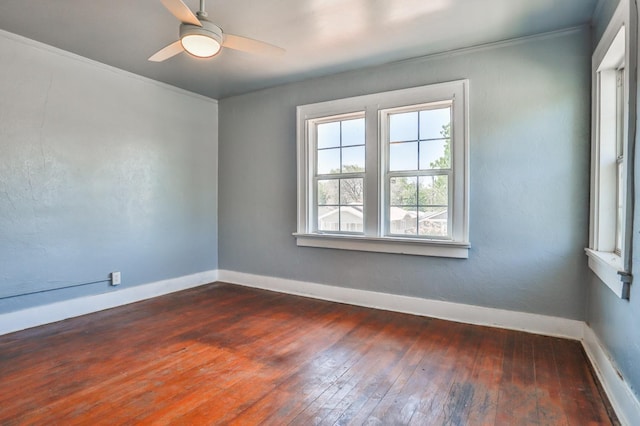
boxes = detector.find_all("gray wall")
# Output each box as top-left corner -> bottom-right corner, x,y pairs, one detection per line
586,0 -> 640,400
593,0 -> 622,46
219,28 -> 592,320
0,31 -> 218,313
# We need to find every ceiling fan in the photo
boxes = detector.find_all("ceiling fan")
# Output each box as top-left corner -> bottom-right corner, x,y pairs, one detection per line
149,0 -> 284,62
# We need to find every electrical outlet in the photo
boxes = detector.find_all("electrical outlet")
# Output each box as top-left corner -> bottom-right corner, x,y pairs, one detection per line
111,271 -> 121,286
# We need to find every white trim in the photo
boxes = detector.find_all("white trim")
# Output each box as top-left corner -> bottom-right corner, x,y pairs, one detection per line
218,269 -> 640,423
0,270 -> 218,336
583,325 -> 640,426
588,0 -> 633,299
3,268 -> 639,424
296,80 -> 469,258
294,233 -> 469,258
217,270 -> 583,339
585,249 -> 627,298
593,1 -> 629,66
0,29 -> 218,104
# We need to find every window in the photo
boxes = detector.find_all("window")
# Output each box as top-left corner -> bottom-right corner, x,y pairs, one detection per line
315,114 -> 366,234
615,67 -> 625,256
384,104 -> 452,239
587,0 -> 633,299
295,81 -> 469,258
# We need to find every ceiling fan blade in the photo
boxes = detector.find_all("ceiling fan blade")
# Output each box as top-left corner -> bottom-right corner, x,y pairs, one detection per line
223,34 -> 285,56
149,40 -> 184,62
160,0 -> 201,26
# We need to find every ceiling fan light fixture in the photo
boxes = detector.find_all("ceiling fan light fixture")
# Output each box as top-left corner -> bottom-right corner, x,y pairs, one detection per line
181,34 -> 220,57
150,0 -> 285,63
179,22 -> 223,58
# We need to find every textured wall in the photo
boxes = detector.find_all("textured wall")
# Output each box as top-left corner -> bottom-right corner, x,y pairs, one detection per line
0,31 -> 218,312
587,0 -> 640,401
219,28 -> 591,320
587,275 -> 640,398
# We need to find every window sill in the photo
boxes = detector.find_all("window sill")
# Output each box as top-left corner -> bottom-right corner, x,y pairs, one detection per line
294,233 -> 470,258
585,249 -> 630,299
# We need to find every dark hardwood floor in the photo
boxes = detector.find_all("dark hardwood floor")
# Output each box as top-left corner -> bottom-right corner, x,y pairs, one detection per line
0,283 -> 616,425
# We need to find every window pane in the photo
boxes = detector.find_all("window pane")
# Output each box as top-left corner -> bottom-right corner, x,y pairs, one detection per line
419,175 -> 448,206
342,146 -> 365,172
420,139 -> 449,170
419,108 -> 451,140
617,69 -> 625,156
419,207 -> 448,237
317,179 -> 339,205
389,207 -> 418,235
390,176 -> 417,205
317,148 -> 341,174
340,178 -> 364,204
317,122 -> 340,149
616,160 -> 624,253
390,111 -> 418,142
341,118 -> 365,146
389,142 -> 418,171
340,206 -> 364,232
318,206 -> 339,231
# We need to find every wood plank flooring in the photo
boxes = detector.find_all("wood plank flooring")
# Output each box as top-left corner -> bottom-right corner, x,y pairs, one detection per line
0,283 -> 616,425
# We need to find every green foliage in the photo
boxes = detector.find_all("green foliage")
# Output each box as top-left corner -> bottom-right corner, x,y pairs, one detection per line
317,180 -> 333,205
318,123 -> 450,208
429,122 -> 450,169
391,123 -> 450,207
390,176 -> 447,206
318,166 -> 363,206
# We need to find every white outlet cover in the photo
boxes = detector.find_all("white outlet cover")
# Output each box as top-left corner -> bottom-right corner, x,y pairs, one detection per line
111,271 -> 121,286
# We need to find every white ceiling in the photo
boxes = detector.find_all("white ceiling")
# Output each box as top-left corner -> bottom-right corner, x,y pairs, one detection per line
0,0 -> 598,99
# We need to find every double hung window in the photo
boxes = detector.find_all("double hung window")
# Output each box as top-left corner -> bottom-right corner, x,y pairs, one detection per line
296,81 -> 469,258
384,103 -> 452,239
587,0 -> 633,299
315,114 -> 366,233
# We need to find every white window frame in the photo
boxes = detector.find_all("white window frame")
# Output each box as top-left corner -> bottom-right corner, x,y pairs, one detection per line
312,112 -> 367,235
295,80 -> 469,258
587,0 -> 634,299
380,101 -> 457,241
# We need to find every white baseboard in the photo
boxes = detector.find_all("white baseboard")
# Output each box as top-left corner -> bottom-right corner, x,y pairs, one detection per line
4,268 -> 638,425
583,325 -> 640,426
0,270 -> 218,336
219,269 -> 640,424
217,270 -> 584,339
